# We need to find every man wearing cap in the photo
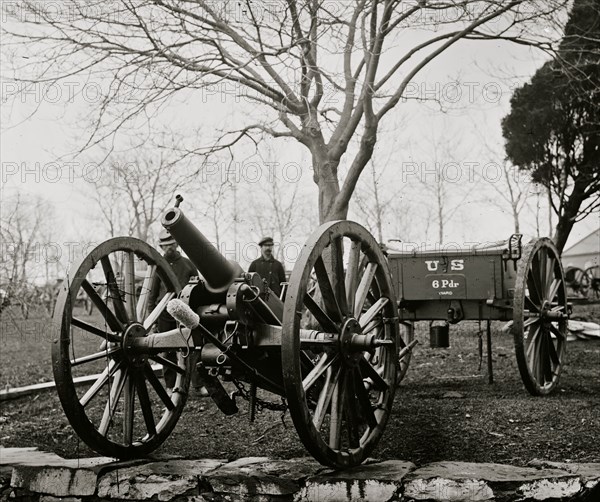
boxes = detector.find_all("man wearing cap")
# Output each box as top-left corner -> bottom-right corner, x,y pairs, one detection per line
248,237 -> 287,297
148,229 -> 198,394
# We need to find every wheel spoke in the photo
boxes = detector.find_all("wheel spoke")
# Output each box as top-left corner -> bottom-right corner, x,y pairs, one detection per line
354,263 -> 377,319
136,265 -> 156,322
101,256 -> 129,324
526,325 -> 541,364
525,295 -> 540,313
98,368 -> 127,436
144,363 -> 175,410
545,253 -> 556,296
330,236 -> 349,317
538,248 -> 549,293
548,324 -> 566,340
313,365 -> 340,430
304,293 -> 339,334
362,318 -> 383,334
540,332 -> 553,383
546,278 -> 560,303
81,280 -> 124,333
123,251 -> 137,321
359,356 -> 389,391
534,331 -> 545,384
143,292 -> 175,330
122,372 -> 136,445
71,317 -> 121,343
314,256 -> 343,322
354,367 -> 377,429
529,339 -> 540,384
70,347 -> 120,366
80,360 -> 119,407
344,373 -> 361,448
150,355 -> 186,375
303,353 -> 339,391
529,262 -> 544,307
136,372 -> 157,437
547,333 -> 561,367
345,240 -> 361,315
523,316 -> 540,329
329,370 -> 346,450
359,297 -> 389,328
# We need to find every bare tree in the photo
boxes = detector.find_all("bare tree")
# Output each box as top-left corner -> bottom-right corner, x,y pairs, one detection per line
4,1 -> 570,223
412,132 -> 479,244
352,153 -> 412,244
353,160 -> 388,243
486,161 -> 533,234
0,194 -> 54,286
475,138 -> 534,234
90,138 -> 194,240
246,149 -> 307,261
194,172 -> 234,250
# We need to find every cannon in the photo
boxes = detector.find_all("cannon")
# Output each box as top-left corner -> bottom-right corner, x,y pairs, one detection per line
52,198 -> 401,467
52,198 -> 569,467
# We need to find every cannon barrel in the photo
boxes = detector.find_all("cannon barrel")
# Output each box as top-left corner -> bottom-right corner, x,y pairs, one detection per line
161,207 -> 242,294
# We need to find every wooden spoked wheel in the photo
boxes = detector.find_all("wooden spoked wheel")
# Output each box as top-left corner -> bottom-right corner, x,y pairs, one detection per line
513,238 -> 568,396
586,265 -> 600,300
52,237 -> 193,458
282,221 -> 399,468
565,266 -> 591,298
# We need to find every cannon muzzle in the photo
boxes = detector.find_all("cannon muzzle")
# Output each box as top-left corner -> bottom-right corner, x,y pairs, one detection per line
161,207 -> 242,294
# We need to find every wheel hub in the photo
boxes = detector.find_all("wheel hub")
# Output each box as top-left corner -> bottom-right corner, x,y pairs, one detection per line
122,322 -> 148,366
339,318 -> 363,366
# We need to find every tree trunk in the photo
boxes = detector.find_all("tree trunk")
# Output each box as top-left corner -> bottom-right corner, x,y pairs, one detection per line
513,204 -> 520,234
366,162 -> 385,243
313,149 -> 344,222
547,186 -> 553,238
553,181 -> 587,253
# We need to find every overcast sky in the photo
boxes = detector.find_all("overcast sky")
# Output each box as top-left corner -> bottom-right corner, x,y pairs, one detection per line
1,12 -> 598,272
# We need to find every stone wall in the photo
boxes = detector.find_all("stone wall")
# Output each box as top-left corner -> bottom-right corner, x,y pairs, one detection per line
1,448 -> 598,501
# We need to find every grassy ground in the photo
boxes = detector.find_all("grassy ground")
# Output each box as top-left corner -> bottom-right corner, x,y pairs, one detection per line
0,304 -> 598,466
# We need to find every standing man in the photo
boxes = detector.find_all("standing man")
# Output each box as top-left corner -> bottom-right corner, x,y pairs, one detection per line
249,237 -> 287,297
148,229 -> 198,394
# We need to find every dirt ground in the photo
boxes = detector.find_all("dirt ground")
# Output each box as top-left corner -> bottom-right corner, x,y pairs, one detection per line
0,304 -> 598,466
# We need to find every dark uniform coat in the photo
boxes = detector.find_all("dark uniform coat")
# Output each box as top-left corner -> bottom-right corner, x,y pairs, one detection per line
248,256 -> 286,297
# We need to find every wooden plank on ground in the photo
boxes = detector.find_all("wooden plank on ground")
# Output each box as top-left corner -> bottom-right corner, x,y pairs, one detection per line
0,365 -> 162,401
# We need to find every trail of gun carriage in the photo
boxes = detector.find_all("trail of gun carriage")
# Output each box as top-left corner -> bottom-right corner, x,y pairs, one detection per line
1,0 -> 599,479
1,194 -> 598,468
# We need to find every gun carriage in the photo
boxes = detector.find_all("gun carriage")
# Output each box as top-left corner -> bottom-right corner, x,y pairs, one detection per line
52,198 -> 568,468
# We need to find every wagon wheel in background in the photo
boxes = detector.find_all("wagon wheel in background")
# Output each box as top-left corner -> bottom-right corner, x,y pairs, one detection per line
513,238 -> 568,396
282,221 -> 398,468
52,237 -> 192,459
564,266 -> 590,298
585,265 -> 600,300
